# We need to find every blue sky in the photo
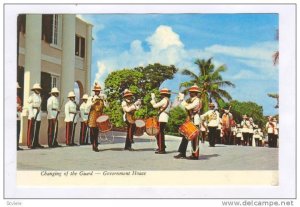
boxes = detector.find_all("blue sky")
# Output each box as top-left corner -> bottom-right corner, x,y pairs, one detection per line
78,14 -> 278,116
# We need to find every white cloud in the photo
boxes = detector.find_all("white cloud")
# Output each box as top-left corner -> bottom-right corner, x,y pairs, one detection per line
92,25 -> 278,86
146,25 -> 183,51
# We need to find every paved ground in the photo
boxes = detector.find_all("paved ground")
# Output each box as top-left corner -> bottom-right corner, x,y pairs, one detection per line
17,131 -> 278,171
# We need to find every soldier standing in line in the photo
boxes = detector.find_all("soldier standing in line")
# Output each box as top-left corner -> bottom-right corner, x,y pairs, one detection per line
235,124 -> 243,146
27,83 -> 44,149
241,115 -> 250,146
266,116 -> 275,147
65,91 -> 78,146
79,94 -> 89,145
47,87 -> 61,148
17,82 -> 23,151
150,88 -> 171,154
200,102 -> 220,148
174,84 -> 202,160
273,117 -> 279,148
121,89 -> 141,151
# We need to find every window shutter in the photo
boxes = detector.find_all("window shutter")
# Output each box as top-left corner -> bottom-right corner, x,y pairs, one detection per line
80,37 -> 85,58
17,14 -> 26,34
40,72 -> 52,112
42,14 -> 53,43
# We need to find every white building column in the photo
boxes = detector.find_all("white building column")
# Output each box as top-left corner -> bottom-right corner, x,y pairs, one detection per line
85,24 -> 93,94
23,14 -> 42,111
61,14 -> 76,108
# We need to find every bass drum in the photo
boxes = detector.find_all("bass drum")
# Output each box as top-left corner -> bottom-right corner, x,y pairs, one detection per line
96,114 -> 112,133
134,119 -> 145,136
179,120 -> 199,141
145,117 -> 159,136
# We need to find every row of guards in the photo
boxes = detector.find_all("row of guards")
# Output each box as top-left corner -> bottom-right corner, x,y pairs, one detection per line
16,82 -> 208,160
16,82 -> 278,159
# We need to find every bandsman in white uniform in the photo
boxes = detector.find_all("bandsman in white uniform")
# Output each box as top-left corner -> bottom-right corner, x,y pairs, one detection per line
79,94 -> 89,145
150,88 -> 171,154
65,91 -> 78,146
47,87 -> 61,148
266,116 -> 276,148
241,115 -> 250,146
248,117 -> 257,147
17,82 -> 23,150
235,124 -> 243,145
201,102 -> 220,147
199,117 -> 208,143
174,84 -> 202,160
253,127 -> 261,147
122,89 -> 141,151
27,83 -> 44,149
273,117 -> 279,148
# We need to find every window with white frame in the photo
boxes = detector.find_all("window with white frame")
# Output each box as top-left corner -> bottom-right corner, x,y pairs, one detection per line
52,14 -> 62,48
75,35 -> 85,58
51,75 -> 60,89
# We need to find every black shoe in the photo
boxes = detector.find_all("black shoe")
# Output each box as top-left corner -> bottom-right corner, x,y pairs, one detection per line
93,148 -> 99,152
55,144 -> 62,147
37,144 -> 44,148
72,143 -> 78,146
28,146 -> 36,149
17,147 -> 23,151
174,153 -> 186,159
155,151 -> 166,154
186,155 -> 198,160
155,148 -> 159,152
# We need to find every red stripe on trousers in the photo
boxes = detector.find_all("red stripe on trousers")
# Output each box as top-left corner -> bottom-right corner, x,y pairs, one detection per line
27,119 -> 32,147
66,122 -> 69,145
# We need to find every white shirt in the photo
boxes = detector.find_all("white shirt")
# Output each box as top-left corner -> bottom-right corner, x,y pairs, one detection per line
150,97 -> 170,122
266,121 -> 275,134
80,102 -> 89,122
181,97 -> 201,125
27,92 -> 42,121
200,109 -> 220,127
273,122 -> 279,135
47,95 -> 59,119
122,99 -> 139,122
241,119 -> 250,133
236,128 -> 243,138
64,100 -> 78,123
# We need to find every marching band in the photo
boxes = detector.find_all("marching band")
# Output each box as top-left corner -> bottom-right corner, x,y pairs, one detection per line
17,82 -> 279,159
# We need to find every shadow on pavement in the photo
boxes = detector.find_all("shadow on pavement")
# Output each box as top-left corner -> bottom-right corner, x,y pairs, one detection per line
198,154 -> 220,160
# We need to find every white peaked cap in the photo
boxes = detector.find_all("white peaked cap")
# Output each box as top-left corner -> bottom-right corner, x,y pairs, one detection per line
50,87 -> 60,94
31,83 -> 42,90
68,91 -> 76,98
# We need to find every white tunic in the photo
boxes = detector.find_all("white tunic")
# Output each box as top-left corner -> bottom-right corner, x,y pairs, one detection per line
236,128 -> 243,138
27,93 -> 42,121
241,120 -> 250,133
150,97 -> 170,122
80,102 -> 89,122
181,97 -> 201,125
122,100 -> 139,122
200,109 -> 220,127
47,95 -> 59,119
64,100 -> 78,123
266,122 -> 275,134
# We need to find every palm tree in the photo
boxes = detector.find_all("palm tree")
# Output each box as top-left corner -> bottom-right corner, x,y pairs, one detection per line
273,29 -> 279,66
267,93 -> 279,108
180,58 -> 235,112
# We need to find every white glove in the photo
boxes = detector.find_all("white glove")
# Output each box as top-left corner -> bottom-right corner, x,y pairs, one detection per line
151,93 -> 155,100
178,93 -> 184,101
135,99 -> 141,106
99,93 -> 107,99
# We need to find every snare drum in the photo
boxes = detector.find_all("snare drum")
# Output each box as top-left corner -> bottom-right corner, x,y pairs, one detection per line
145,117 -> 159,136
134,119 -> 145,136
96,115 -> 112,132
179,120 -> 199,141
